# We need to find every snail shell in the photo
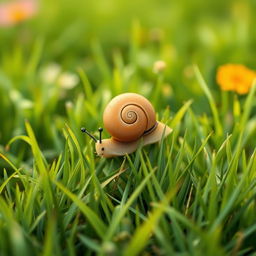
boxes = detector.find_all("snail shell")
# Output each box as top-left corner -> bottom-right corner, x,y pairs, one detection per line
103,93 -> 156,142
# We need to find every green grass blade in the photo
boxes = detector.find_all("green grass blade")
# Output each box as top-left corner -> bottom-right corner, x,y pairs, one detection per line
54,180 -> 107,239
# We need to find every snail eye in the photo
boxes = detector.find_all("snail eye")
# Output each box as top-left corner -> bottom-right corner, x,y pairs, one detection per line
101,147 -> 104,151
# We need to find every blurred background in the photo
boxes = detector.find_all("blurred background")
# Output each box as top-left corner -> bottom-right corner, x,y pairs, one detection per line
0,0 -> 255,156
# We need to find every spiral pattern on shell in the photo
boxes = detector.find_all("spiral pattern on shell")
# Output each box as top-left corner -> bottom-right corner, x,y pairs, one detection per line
121,105 -> 137,124
103,93 -> 156,142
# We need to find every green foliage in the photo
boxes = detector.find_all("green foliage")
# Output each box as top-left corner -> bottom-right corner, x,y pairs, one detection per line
0,0 -> 256,255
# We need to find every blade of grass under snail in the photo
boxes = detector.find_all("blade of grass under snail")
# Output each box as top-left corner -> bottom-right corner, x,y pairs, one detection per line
104,166 -> 157,240
54,180 -> 108,239
123,185 -> 179,256
1,97 -> 256,255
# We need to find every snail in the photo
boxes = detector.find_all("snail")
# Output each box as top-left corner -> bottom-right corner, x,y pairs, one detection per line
81,93 -> 172,158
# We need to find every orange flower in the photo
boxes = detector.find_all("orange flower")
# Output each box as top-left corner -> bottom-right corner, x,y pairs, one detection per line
216,64 -> 256,94
0,0 -> 37,27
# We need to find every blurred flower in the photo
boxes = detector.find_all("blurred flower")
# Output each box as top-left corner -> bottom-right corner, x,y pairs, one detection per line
217,64 -> 256,94
0,0 -> 37,27
57,72 -> 79,89
9,89 -> 21,101
102,242 -> 116,255
153,60 -> 166,74
65,101 -> 74,110
40,63 -> 61,84
162,83 -> 172,96
19,99 -> 34,109
9,89 -> 34,109
40,63 -> 79,91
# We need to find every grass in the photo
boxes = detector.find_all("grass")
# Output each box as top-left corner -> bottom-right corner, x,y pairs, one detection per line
1,0 -> 256,255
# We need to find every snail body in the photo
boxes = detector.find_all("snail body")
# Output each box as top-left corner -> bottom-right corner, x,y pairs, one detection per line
82,93 -> 172,158
95,122 -> 171,158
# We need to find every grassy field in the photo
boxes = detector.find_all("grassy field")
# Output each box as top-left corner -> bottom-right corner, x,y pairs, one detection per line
0,0 -> 256,255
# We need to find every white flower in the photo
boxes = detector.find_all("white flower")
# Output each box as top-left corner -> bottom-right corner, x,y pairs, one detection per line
153,60 -> 166,74
40,63 -> 61,84
9,89 -> 33,109
20,99 -> 34,109
57,72 -> 79,89
65,101 -> 73,109
9,89 -> 21,101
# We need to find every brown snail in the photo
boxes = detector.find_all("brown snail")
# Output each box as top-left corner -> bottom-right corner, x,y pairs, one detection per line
81,93 -> 172,158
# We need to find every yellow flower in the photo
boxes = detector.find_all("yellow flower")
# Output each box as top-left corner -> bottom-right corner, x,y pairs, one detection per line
216,64 -> 256,94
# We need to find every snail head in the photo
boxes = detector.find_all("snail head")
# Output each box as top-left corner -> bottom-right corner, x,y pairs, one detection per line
96,127 -> 115,157
81,127 -> 110,157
